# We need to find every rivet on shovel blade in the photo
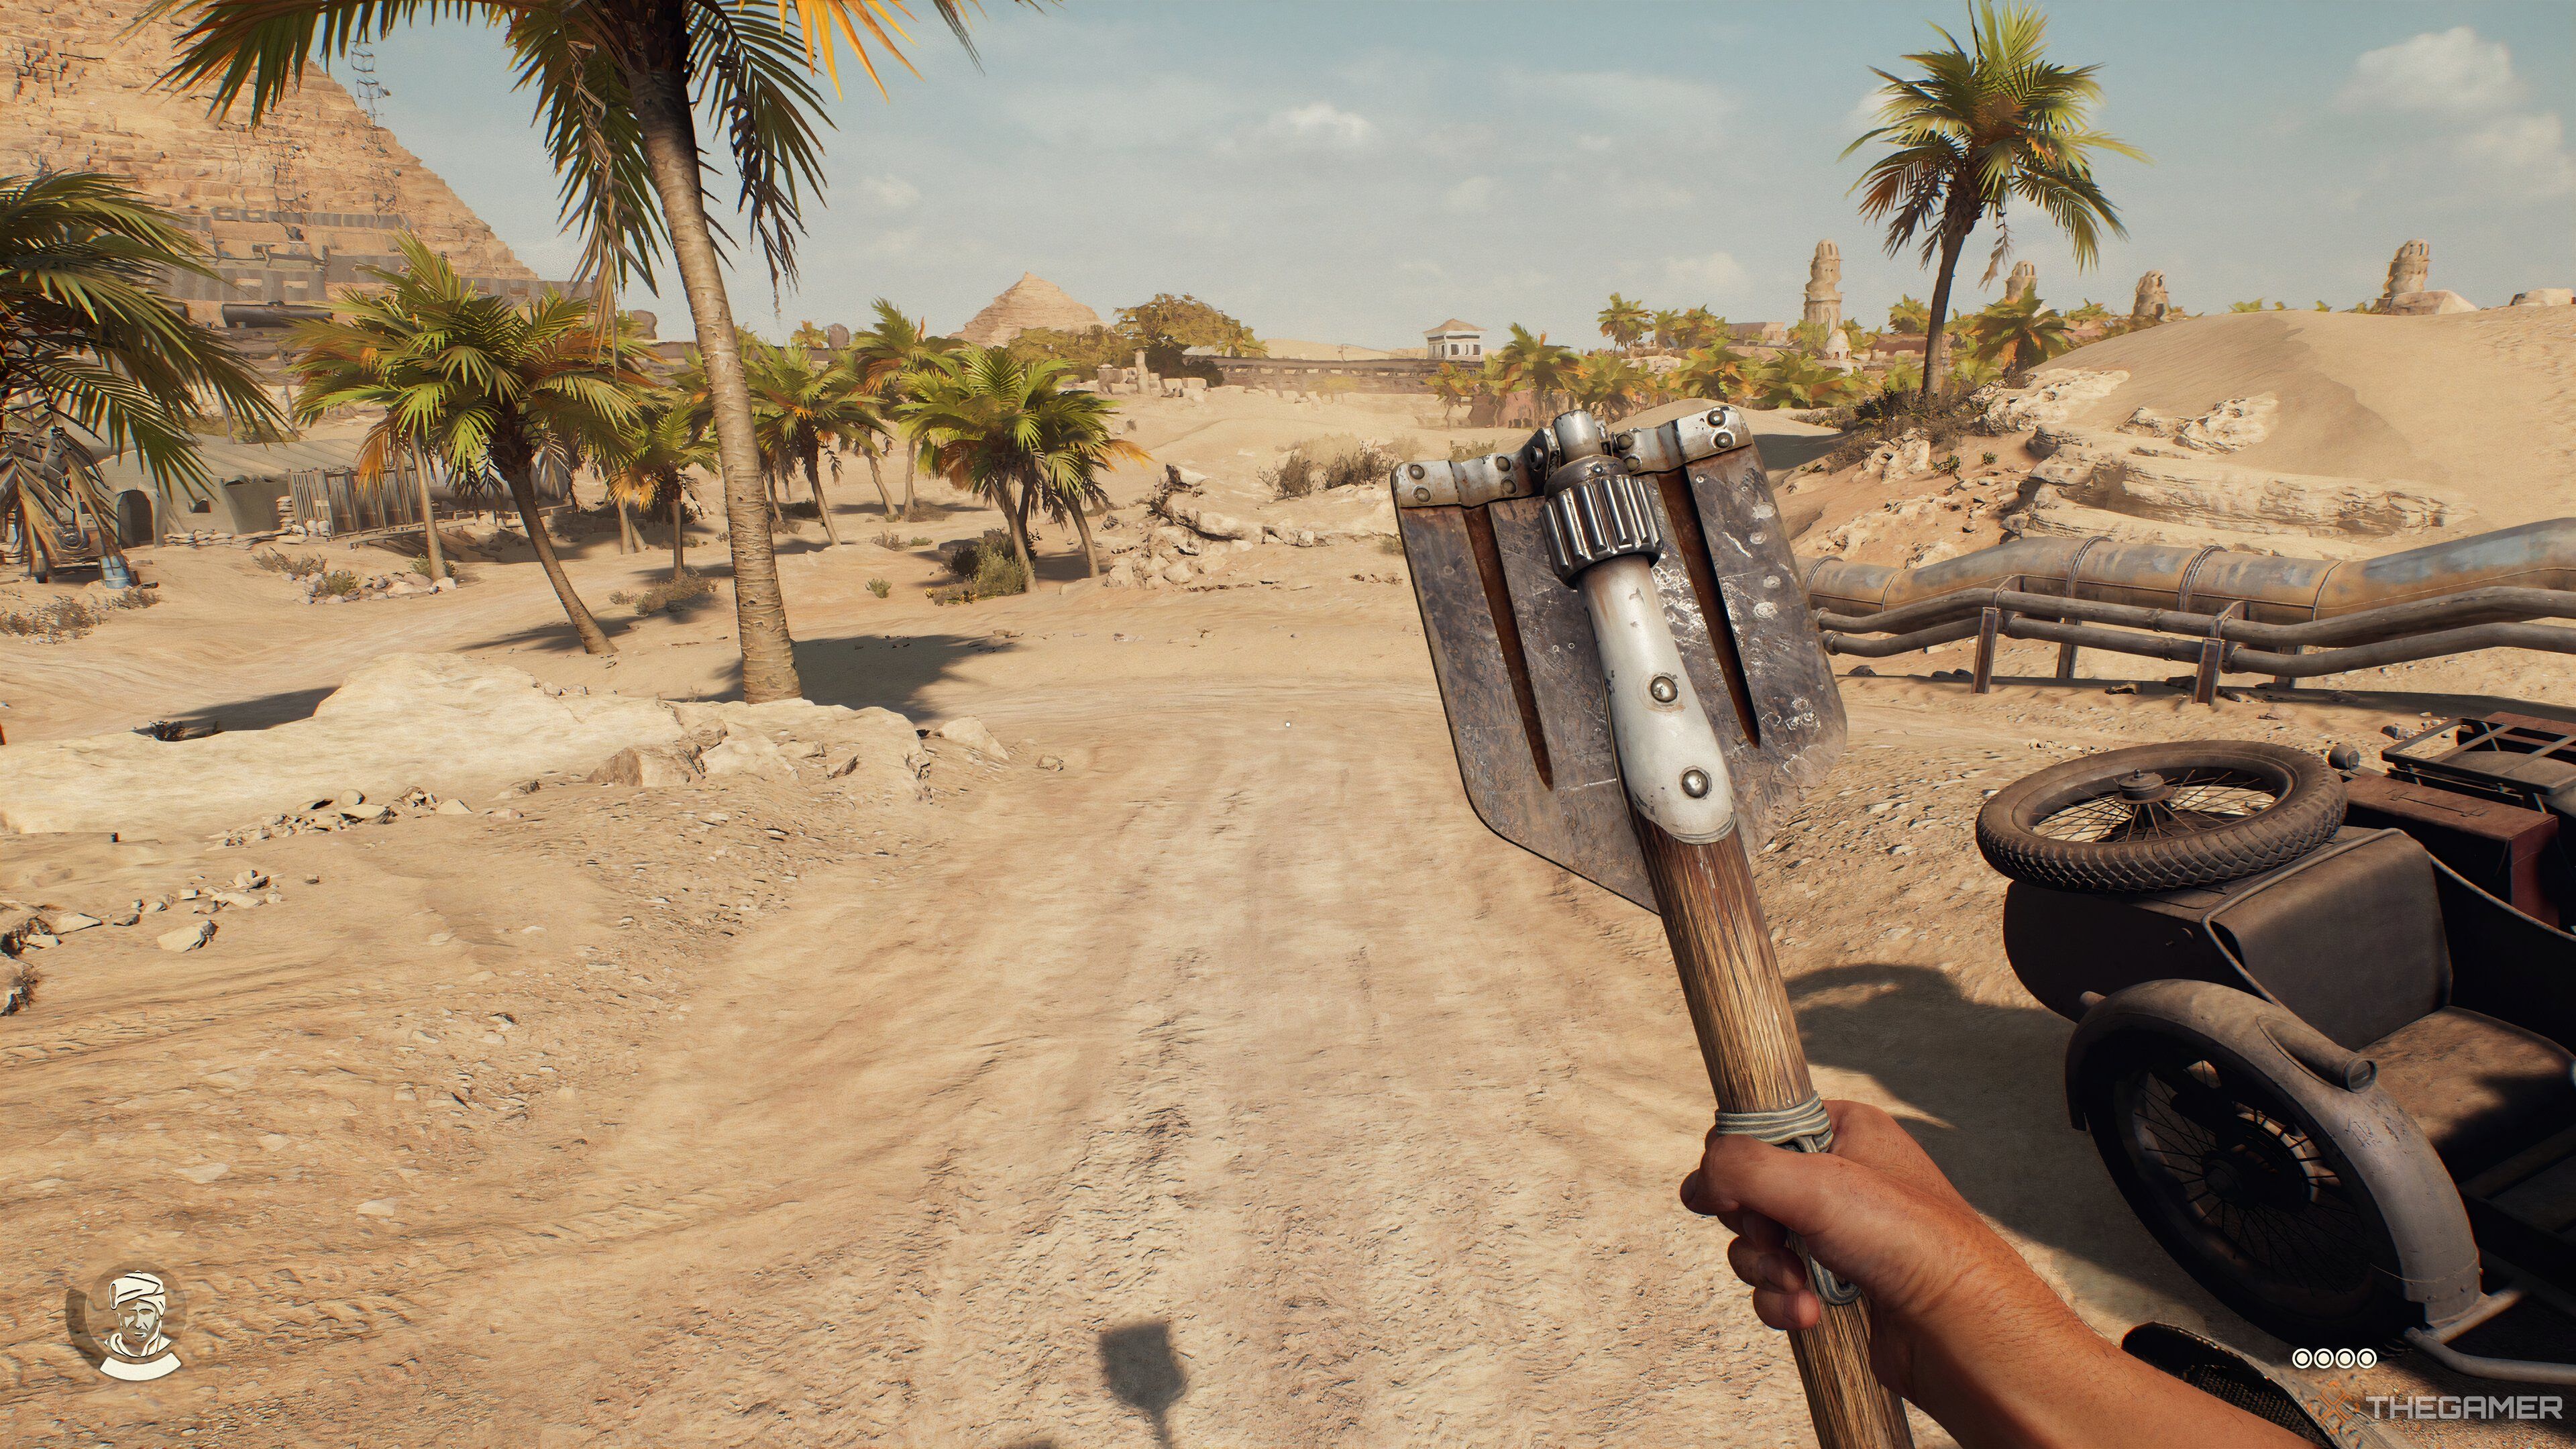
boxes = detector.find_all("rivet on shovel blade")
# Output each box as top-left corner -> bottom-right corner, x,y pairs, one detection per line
1680,767 -> 1711,798
1650,674 -> 1680,704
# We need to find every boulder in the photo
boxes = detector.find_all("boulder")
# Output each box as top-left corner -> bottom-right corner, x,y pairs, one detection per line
932,716 -> 1010,761
2385,290 -> 2475,316
589,745 -> 704,788
158,920 -> 215,952
1160,561 -> 1194,586
2508,288 -> 2573,308
698,725 -> 798,783
1981,369 -> 2129,432
2118,394 -> 2276,453
1104,560 -> 1136,588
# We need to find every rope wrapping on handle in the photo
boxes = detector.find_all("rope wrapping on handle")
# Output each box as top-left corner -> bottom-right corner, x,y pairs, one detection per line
1714,1095 -> 1863,1306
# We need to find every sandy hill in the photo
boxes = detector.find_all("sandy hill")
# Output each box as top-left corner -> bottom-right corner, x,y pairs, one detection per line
2043,308 -> 2576,525
0,0 -> 531,280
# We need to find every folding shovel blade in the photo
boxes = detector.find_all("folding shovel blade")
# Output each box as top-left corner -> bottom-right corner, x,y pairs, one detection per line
1397,419 -> 1845,912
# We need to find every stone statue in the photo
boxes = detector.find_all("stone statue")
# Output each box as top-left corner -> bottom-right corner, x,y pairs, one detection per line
2004,260 -> 2037,305
1802,239 -> 1843,331
825,323 -> 851,350
2131,271 -> 2169,322
1821,325 -> 1854,372
2377,239 -> 2431,311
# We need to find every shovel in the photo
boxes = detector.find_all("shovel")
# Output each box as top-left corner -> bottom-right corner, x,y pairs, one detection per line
1393,407 -> 1907,1449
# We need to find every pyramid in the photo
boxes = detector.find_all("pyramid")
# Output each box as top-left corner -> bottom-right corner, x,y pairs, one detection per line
956,272 -> 1106,346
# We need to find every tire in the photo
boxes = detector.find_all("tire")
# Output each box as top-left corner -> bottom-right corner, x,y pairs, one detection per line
1977,741 -> 2343,893
2076,1024 -> 2423,1347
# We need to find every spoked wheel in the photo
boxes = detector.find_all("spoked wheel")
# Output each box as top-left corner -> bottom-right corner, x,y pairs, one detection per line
2079,1031 -> 2414,1346
1977,741 -> 2344,892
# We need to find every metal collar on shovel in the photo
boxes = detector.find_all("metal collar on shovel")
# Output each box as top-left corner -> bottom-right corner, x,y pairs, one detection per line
1395,409 -> 1908,1449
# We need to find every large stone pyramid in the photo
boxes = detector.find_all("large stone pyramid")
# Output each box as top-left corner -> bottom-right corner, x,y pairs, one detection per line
0,0 -> 535,312
957,272 -> 1106,346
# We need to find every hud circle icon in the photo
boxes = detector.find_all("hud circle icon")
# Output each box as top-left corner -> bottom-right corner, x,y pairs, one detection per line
66,1265 -> 186,1381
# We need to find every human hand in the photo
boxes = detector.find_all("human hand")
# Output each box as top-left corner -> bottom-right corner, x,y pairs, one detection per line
1682,1099 -> 2311,1448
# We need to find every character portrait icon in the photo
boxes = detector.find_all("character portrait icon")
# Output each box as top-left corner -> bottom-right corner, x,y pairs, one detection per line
95,1272 -> 182,1382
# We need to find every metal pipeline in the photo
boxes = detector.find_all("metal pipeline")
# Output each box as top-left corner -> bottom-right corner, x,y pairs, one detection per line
1805,519 -> 2576,630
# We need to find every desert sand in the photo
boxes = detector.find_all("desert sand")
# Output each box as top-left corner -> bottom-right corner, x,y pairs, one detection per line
4,310 -> 2575,1447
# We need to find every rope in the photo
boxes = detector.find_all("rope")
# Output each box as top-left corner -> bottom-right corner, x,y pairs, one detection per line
1713,1095 -> 1862,1305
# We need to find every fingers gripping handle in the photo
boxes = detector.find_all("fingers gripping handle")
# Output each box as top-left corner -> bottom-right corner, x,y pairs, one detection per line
1713,1097 -> 1862,1306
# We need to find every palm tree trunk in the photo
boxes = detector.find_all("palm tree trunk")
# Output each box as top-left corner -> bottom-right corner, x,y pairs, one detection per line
899,439 -> 918,520
860,445 -> 895,517
669,479 -> 687,579
502,459 -> 613,655
628,61 -> 799,700
998,480 -> 1035,580
804,448 -> 843,547
1921,216 -> 1974,402
615,494 -> 637,554
413,453 -> 444,581
1072,503 -> 1099,577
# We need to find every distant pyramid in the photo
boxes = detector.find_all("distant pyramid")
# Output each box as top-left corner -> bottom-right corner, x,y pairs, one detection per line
957,272 -> 1106,346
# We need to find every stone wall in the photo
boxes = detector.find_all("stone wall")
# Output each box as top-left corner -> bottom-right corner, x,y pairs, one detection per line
1211,357 -> 1440,393
0,0 -> 536,316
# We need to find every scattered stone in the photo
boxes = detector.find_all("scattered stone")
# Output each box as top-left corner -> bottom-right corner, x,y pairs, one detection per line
932,716 -> 1011,762
158,920 -> 215,952
175,1163 -> 230,1184
356,1198 -> 398,1217
1845,665 -> 1876,677
698,726 -> 798,782
436,798 -> 474,815
589,745 -> 704,788
1038,755 -> 1065,771
51,912 -> 101,934
233,868 -> 268,890
1160,561 -> 1193,586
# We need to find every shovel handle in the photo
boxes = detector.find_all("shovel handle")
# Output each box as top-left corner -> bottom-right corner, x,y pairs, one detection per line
1637,815 -> 1915,1449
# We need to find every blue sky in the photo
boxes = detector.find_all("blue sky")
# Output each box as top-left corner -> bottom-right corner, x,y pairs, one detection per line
369,1 -> 2574,348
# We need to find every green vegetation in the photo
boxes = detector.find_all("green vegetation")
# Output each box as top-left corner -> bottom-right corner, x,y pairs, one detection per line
288,235 -> 643,655
934,529 -> 1029,603
1265,436 -> 1400,500
904,347 -> 1147,578
252,548 -> 327,580
1963,293 -> 2075,373
1597,293 -> 1650,350
0,172 -> 280,569
1843,1 -> 2144,398
866,577 -> 892,598
163,0 -> 1021,703
608,571 -> 717,616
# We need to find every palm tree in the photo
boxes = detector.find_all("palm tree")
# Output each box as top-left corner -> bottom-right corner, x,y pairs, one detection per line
158,0 -> 1018,703
1649,308 -> 1685,354
1964,292 -> 2073,373
1886,293 -> 1931,333
849,298 -> 961,519
1843,1 -> 2144,399
1597,293 -> 1649,352
1748,352 -> 1863,411
1485,325 -> 1579,425
1674,307 -> 1727,352
1568,354 -> 1644,423
902,346 -> 1146,580
0,172 -> 280,572
741,334 -> 892,545
1671,343 -> 1751,405
1430,362 -> 1477,425
600,390 -> 713,579
290,235 -> 642,654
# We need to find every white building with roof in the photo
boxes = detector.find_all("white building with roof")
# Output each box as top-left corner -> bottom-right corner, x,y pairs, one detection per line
1424,319 -> 1487,364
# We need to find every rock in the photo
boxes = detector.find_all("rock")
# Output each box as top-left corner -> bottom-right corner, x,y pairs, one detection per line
0,653 -> 688,836
2118,394 -> 2276,453
590,745 -> 703,788
339,803 -> 393,823
1980,370 -> 2130,433
698,725 -> 798,783
1038,755 -> 1065,771
356,1198 -> 398,1217
176,1162 -> 230,1184
1160,561 -> 1193,586
2508,288 -> 2573,307
1845,665 -> 1876,677
1173,505 -> 1258,541
51,912 -> 101,934
158,920 -> 215,952
1104,560 -> 1135,588
435,798 -> 474,815
932,716 -> 1010,761
233,869 -> 268,890
2385,289 -> 2475,316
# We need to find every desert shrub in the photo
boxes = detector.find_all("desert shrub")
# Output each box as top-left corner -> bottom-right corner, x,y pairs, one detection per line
1819,384 -> 1991,473
1376,535 -> 1405,555
1,587 -> 160,641
619,571 -> 718,616
1263,435 -> 1402,500
933,529 -> 1029,603
867,578 -> 892,598
317,570 -> 362,597
253,548 -> 327,579
408,555 -> 458,580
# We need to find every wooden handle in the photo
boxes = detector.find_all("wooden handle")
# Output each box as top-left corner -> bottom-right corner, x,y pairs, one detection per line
1637,815 -> 1915,1449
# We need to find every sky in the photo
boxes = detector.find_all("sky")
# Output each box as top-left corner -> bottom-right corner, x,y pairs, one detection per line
366,1 -> 2576,350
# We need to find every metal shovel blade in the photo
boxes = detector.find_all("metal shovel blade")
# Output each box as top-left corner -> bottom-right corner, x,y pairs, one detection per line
1397,413 -> 1845,912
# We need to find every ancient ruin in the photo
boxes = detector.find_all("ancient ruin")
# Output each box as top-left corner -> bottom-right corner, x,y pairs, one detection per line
2132,270 -> 2170,323
955,272 -> 1107,346
1801,240 -> 1842,330
2379,239 -> 2432,307
2003,260 -> 2037,305
0,0 -> 541,322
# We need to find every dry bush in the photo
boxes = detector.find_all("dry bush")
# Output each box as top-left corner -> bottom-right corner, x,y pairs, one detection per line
317,570 -> 362,598
867,578 -> 892,598
1264,434 -> 1403,499
610,571 -> 718,616
0,588 -> 160,641
253,548 -> 327,578
1819,384 -> 1992,474
932,530 -> 1028,604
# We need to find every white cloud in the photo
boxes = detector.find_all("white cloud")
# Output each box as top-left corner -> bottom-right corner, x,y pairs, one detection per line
1264,101 -> 1375,149
2459,112 -> 2576,196
858,174 -> 922,210
2340,28 -> 2521,116
1662,251 -> 1747,294
1442,175 -> 1497,213
1845,88 -> 1890,133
